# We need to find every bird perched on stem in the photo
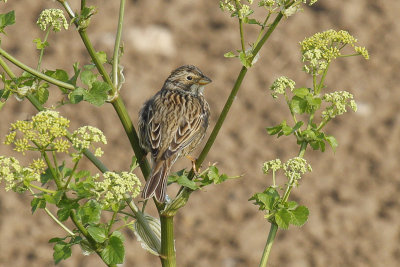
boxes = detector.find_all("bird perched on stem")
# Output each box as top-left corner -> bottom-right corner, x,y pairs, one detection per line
138,65 -> 212,203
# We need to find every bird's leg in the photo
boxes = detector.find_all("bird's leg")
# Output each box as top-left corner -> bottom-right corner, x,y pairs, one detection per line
186,155 -> 199,175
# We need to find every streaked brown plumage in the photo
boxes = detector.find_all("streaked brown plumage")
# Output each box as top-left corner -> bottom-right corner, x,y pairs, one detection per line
138,65 -> 211,202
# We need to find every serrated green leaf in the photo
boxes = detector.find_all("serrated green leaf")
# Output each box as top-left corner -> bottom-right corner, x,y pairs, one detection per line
247,18 -> 260,25
101,233 -> 125,265
224,51 -> 236,58
53,242 -> 72,264
249,187 -> 280,211
87,226 -> 107,243
325,135 -> 338,152
293,87 -> 310,97
31,197 -> 46,213
292,121 -> 304,133
290,96 -> 307,114
78,199 -> 101,224
57,207 -> 71,222
74,170 -> 90,180
239,51 -> 252,68
68,87 -> 85,104
35,85 -> 49,104
290,206 -> 309,226
33,38 -> 49,50
0,11 -> 15,34
275,209 -> 291,230
68,62 -> 81,86
177,175 -> 199,190
80,69 -> 97,87
266,124 -> 283,135
95,51 -> 107,65
83,81 -> 111,106
49,237 -> 67,243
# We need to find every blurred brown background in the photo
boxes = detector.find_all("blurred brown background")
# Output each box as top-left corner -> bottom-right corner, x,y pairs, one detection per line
0,1 -> 399,266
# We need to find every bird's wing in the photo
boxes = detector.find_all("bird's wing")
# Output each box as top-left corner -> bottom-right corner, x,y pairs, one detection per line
162,102 -> 205,159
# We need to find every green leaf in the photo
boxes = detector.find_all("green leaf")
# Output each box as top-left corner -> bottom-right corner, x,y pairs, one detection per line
68,87 -> 86,104
33,38 -> 49,50
224,51 -> 236,58
68,62 -> 81,86
239,51 -> 252,68
78,199 -> 101,224
74,170 -> 90,180
57,208 -> 71,222
53,242 -> 72,264
290,96 -> 307,114
266,124 -> 283,135
80,69 -> 97,87
87,226 -> 107,243
101,232 -> 125,265
95,51 -> 107,65
83,81 -> 111,106
247,18 -> 260,25
249,187 -> 280,211
290,205 -> 309,226
0,11 -> 15,34
49,237 -> 68,243
292,121 -> 304,133
31,197 -> 46,213
325,135 -> 338,152
275,208 -> 291,230
35,84 -> 49,104
46,69 -> 69,82
293,87 -> 310,97
177,175 -> 199,190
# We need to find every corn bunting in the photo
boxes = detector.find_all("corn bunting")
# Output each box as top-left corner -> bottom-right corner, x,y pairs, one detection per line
138,65 -> 212,202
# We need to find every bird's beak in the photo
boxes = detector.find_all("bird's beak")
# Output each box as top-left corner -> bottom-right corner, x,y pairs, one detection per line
198,75 -> 212,85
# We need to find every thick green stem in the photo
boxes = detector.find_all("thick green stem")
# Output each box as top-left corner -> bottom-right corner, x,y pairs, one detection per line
0,56 -> 16,79
112,0 -> 125,89
259,223 -> 278,267
0,48 -> 75,90
112,97 -> 151,178
160,215 -> 176,267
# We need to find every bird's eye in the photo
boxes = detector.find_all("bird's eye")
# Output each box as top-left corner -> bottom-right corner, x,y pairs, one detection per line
186,76 -> 193,80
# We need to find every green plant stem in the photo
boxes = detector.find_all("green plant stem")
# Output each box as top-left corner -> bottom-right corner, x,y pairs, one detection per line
235,0 -> 245,52
317,62 -> 330,94
112,0 -> 125,89
81,0 -> 86,10
107,209 -> 118,235
0,56 -> 16,79
259,223 -> 278,267
42,151 -> 63,188
59,1 -> 151,180
64,159 -> 79,189
160,215 -> 176,267
112,97 -> 151,178
29,183 -> 57,194
0,48 -> 75,90
45,207 -> 75,235
37,28 -> 51,71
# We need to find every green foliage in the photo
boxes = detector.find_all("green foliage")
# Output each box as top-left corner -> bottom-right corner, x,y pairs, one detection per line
0,10 -> 15,35
250,187 -> 309,229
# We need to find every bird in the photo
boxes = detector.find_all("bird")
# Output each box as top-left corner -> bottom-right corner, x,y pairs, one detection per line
138,65 -> 212,203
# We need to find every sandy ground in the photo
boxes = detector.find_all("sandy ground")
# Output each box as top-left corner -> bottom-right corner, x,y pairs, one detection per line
0,0 -> 399,266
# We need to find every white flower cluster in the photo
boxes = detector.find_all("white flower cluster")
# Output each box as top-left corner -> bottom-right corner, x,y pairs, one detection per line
37,9 -> 69,32
94,171 -> 141,207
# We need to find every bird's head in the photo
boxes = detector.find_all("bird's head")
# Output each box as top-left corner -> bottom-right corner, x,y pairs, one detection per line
163,65 -> 212,95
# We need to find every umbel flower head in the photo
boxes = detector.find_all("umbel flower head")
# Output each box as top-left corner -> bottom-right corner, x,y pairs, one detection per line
0,156 -> 41,192
71,126 -> 107,157
4,110 -> 70,154
94,171 -> 141,208
322,91 -> 357,120
37,9 -> 69,32
300,29 -> 369,75
269,76 -> 295,98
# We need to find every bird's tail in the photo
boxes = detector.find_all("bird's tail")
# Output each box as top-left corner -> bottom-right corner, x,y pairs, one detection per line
142,159 -> 171,203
